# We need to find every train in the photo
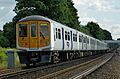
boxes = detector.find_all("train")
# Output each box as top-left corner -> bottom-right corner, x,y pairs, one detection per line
16,15 -> 108,66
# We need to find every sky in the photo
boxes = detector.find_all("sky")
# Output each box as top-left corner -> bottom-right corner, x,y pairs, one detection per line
0,0 -> 120,40
73,0 -> 120,40
0,0 -> 16,30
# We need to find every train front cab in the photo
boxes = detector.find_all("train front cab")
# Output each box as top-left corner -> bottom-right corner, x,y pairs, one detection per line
17,20 -> 51,66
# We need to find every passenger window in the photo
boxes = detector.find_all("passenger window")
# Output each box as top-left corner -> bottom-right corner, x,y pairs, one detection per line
73,34 -> 75,41
76,34 -> 77,42
87,38 -> 89,44
58,29 -> 61,39
73,34 -> 75,42
30,24 -> 37,37
55,28 -> 61,39
65,31 -> 67,40
40,24 -> 48,37
65,31 -> 71,41
79,35 -> 82,42
83,37 -> 86,43
19,24 -> 27,37
73,34 -> 77,42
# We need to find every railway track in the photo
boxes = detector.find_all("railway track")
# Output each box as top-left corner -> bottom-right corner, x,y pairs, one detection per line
0,68 -> 21,76
38,53 -> 113,79
0,53 -> 113,79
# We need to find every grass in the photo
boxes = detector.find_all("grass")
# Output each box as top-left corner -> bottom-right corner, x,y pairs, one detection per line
0,47 -> 21,69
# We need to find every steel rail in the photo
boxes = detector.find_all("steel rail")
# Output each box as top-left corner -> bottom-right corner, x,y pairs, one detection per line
38,53 -> 113,79
0,54 -> 107,79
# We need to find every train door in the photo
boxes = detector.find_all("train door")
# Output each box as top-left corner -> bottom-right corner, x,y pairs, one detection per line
18,23 -> 29,48
39,22 -> 50,48
29,22 -> 39,49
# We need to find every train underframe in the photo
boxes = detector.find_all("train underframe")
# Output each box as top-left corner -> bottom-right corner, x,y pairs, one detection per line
17,49 -> 108,67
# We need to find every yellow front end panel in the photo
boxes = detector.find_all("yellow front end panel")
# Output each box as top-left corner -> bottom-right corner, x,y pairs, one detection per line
17,21 -> 50,49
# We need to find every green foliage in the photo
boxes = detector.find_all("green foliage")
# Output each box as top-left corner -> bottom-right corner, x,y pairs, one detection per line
86,21 -> 100,39
81,21 -> 112,40
3,22 -> 16,48
13,0 -> 48,22
0,48 -> 21,69
96,29 -> 105,40
13,0 -> 80,29
0,31 -> 9,47
79,25 -> 91,35
0,48 -> 8,68
58,0 -> 80,29
103,30 -> 112,40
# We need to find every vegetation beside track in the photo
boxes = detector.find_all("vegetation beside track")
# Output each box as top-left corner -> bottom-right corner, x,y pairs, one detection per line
0,47 -> 21,69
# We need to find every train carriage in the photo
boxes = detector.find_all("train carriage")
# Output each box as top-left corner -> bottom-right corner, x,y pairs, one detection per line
16,15 -> 108,66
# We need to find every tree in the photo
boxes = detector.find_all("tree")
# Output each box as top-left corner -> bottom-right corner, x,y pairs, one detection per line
0,31 -> 9,47
79,25 -> 91,35
86,21 -> 100,39
3,22 -> 16,47
85,21 -> 112,40
13,0 -> 80,29
13,0 -> 48,22
103,30 -> 112,40
58,0 -> 80,29
96,29 -> 105,40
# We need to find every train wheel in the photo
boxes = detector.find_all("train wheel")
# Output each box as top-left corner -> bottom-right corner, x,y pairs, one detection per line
51,52 -> 60,63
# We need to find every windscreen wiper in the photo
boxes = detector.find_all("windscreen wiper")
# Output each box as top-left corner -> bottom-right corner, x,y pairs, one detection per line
40,31 -> 45,39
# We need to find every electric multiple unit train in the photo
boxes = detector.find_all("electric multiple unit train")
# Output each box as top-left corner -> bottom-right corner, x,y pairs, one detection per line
16,15 -> 108,66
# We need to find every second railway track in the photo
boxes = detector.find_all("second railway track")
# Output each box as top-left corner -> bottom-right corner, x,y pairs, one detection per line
0,53 -> 113,79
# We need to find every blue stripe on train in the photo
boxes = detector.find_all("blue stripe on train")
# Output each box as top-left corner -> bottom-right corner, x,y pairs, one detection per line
62,28 -> 64,50
71,31 -> 73,50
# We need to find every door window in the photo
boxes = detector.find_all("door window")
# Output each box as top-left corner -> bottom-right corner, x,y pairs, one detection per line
30,23 -> 37,37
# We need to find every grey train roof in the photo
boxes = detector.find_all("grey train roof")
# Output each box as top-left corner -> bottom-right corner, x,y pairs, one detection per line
18,15 -> 48,22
